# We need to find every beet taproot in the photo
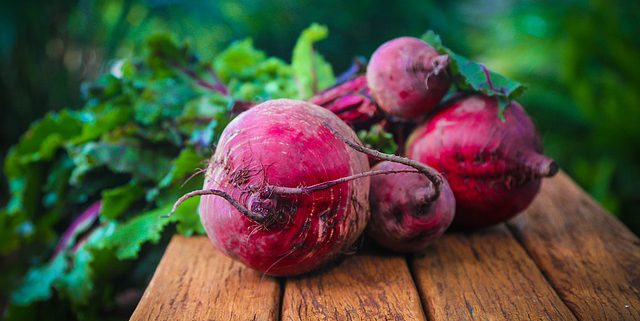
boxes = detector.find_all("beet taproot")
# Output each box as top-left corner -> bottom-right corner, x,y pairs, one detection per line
406,95 -> 558,228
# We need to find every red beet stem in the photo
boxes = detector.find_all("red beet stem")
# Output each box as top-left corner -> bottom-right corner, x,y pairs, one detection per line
52,201 -> 102,258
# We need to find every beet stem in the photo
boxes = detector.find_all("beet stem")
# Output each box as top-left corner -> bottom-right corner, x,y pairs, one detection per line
324,122 -> 443,202
268,169 -> 419,195
166,188 -> 267,223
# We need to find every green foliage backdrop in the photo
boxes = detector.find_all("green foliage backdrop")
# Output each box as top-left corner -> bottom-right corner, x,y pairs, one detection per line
1,0 -> 639,319
3,0 -> 637,232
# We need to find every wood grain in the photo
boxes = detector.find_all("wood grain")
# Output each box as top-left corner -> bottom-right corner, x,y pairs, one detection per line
411,225 -> 577,321
509,172 -> 640,321
281,254 -> 425,321
130,236 -> 280,321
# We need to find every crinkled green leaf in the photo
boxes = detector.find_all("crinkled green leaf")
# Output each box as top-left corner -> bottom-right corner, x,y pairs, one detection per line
4,165 -> 44,217
215,40 -> 296,101
42,155 -> 74,209
421,30 -> 445,51
59,246 -> 94,304
0,209 -> 22,254
11,255 -> 67,305
72,104 -> 134,144
56,223 -> 117,305
66,172 -> 129,205
100,182 -> 144,220
358,124 -> 398,154
105,199 -> 199,259
68,140 -> 173,184
3,111 -> 83,227
5,111 -> 83,170
214,39 -> 266,82
157,147 -> 204,189
106,206 -> 172,260
168,197 -> 203,236
177,96 -> 230,143
144,33 -> 190,76
134,78 -> 198,125
2,29 -> 337,320
292,23 -> 335,98
422,30 -> 526,118
179,95 -> 228,120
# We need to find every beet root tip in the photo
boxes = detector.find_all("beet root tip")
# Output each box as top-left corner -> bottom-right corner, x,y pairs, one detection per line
527,153 -> 559,177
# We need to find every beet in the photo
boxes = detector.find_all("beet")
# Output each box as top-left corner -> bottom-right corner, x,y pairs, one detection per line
194,99 -> 372,275
406,95 -> 558,229
169,98 -> 446,275
367,162 -> 455,252
366,37 -> 450,120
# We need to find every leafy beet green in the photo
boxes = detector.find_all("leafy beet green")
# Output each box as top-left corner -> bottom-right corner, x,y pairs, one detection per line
2,25 -> 327,320
421,31 -> 527,118
292,23 -> 336,98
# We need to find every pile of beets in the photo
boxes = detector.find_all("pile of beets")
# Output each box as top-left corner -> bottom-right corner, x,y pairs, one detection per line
172,36 -> 558,276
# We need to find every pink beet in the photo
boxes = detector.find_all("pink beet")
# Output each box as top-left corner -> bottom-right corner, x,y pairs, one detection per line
196,99 -> 370,276
366,37 -> 450,120
367,161 -> 454,252
406,95 -> 558,229
170,99 -> 443,276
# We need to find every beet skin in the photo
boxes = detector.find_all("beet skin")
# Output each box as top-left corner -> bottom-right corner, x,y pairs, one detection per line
367,162 -> 455,252
406,95 -> 558,229
367,37 -> 450,120
199,99 -> 370,276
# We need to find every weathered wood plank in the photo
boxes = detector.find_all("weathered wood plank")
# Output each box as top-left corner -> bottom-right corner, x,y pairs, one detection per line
412,225 -> 577,321
281,254 -> 425,321
130,236 -> 280,321
509,172 -> 640,321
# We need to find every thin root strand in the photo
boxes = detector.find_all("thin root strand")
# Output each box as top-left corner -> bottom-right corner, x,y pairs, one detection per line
268,169 -> 419,195
165,188 -> 267,223
324,122 -> 443,202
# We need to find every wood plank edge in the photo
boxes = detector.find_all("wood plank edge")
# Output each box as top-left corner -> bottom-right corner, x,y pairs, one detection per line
504,223 -> 582,321
406,254 -> 434,321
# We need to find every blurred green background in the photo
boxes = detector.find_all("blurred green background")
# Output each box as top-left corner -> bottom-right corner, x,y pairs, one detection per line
1,0 -> 638,237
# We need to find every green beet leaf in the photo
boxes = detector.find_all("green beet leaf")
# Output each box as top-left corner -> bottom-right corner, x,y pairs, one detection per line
292,23 -> 335,98
422,30 -> 527,118
11,255 -> 67,305
100,182 -> 145,220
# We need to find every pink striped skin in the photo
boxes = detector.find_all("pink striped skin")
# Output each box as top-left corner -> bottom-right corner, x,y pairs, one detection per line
367,37 -> 450,120
406,95 -> 558,229
309,75 -> 381,128
199,99 -> 370,276
367,162 -> 455,252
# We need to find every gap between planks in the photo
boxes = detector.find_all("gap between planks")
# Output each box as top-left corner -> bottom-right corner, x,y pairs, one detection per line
508,172 -> 640,321
131,172 -> 639,321
410,224 -> 577,321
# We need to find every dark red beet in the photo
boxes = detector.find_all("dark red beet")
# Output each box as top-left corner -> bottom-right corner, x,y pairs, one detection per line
366,37 -> 450,120
406,95 -> 558,229
196,99 -> 371,276
367,162 -> 455,252
170,100 -> 444,276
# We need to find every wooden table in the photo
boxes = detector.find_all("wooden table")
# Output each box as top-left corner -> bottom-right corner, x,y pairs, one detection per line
131,173 -> 640,321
